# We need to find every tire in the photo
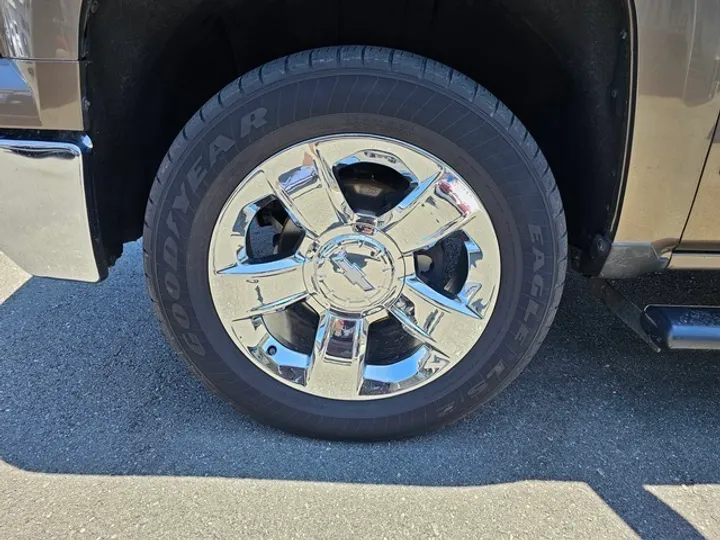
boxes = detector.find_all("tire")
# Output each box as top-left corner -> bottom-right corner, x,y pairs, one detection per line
143,46 -> 567,440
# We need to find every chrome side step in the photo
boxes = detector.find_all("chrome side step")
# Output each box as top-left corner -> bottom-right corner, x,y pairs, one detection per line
642,306 -> 720,350
589,279 -> 720,352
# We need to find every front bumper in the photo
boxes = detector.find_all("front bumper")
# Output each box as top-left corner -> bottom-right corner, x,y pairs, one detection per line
0,135 -> 105,282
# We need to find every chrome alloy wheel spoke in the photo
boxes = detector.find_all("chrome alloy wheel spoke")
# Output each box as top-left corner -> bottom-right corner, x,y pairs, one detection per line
379,169 -> 484,254
210,256 -> 308,320
389,276 -> 485,361
262,141 -> 356,238
305,312 -> 370,399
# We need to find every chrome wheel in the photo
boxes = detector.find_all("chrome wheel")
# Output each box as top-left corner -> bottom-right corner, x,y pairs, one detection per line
208,134 -> 501,400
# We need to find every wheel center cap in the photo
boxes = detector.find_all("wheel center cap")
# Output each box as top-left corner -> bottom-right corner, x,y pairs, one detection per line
310,233 -> 400,313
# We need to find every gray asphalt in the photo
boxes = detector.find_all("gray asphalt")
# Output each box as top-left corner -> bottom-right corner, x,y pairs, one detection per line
1,242 -> 720,539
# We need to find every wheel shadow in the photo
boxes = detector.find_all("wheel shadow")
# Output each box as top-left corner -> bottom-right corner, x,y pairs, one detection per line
1,242 -> 719,538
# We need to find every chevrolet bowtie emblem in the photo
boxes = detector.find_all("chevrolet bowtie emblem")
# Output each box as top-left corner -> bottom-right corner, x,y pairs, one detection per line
329,250 -> 375,292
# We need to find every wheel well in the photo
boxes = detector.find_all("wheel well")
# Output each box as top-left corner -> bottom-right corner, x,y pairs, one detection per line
83,0 -> 633,264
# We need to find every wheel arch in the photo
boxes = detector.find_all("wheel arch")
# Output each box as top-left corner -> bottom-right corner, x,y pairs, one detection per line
80,0 -> 636,267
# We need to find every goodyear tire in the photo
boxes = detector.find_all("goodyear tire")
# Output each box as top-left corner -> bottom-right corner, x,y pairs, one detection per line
143,46 -> 567,440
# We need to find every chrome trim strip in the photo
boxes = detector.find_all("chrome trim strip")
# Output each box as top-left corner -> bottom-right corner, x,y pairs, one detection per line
597,242 -> 670,279
0,58 -> 84,130
0,136 -> 103,282
668,252 -> 720,270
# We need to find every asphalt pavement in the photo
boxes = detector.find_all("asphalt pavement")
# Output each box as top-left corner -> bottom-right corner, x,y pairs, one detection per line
1,242 -> 720,539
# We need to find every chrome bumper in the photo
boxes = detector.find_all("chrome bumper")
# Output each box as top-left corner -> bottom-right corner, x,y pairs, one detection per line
0,136 -> 105,282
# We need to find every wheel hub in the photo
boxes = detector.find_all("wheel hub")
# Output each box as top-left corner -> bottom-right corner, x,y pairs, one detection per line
306,228 -> 404,315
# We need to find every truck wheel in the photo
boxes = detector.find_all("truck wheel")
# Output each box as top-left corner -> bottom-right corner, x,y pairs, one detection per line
143,46 -> 567,440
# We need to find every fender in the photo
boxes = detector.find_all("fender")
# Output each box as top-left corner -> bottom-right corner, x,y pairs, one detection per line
600,0 -> 720,278
0,0 -> 87,129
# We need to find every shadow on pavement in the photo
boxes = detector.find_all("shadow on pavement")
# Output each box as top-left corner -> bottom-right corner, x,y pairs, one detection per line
2,242 -> 719,538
